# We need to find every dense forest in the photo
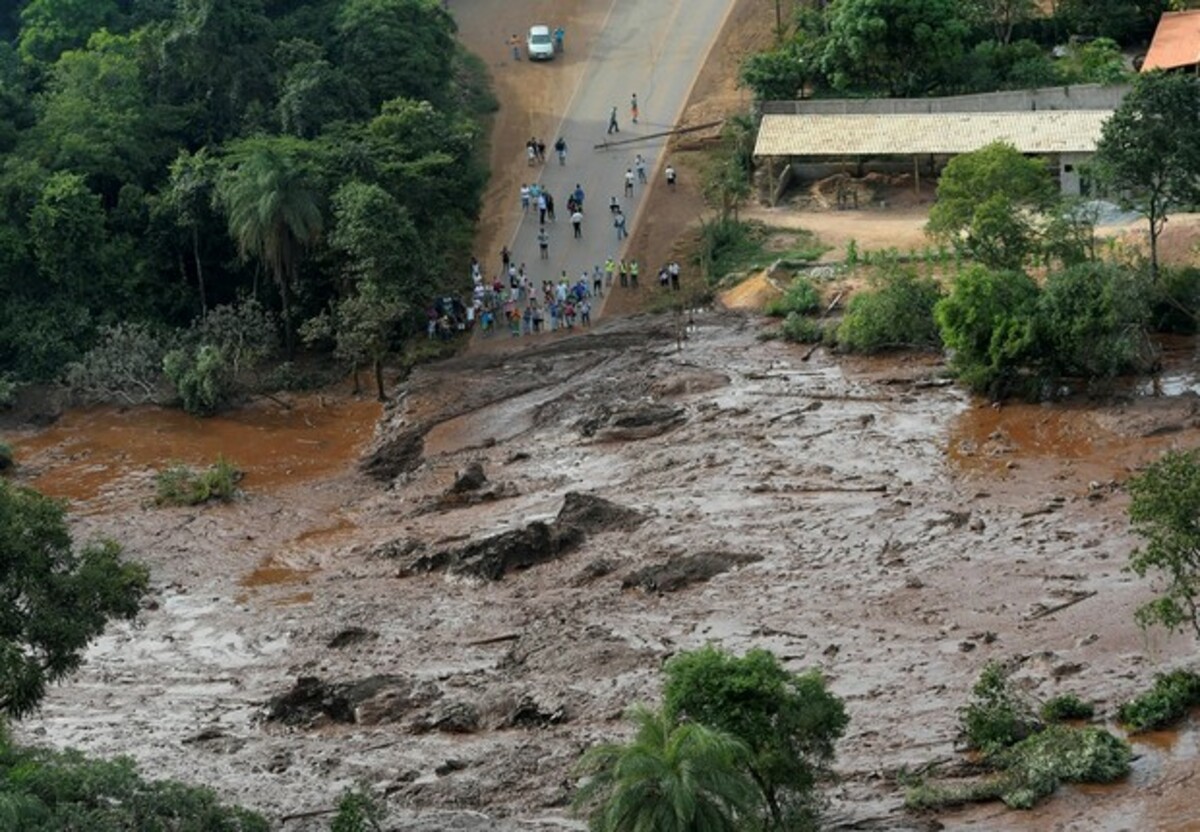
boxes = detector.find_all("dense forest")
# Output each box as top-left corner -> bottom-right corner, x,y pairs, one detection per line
740,0 -> 1173,100
0,0 -> 492,405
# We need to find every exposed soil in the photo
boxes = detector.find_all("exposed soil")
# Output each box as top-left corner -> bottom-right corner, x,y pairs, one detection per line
4,2 -> 1200,831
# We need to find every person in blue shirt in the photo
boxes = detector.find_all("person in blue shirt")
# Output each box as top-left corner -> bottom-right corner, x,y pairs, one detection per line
554,26 -> 565,53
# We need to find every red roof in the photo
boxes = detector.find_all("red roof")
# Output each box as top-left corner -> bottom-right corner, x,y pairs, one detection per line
1142,10 -> 1200,72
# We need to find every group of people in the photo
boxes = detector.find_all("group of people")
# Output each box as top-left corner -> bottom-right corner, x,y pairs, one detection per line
444,87 -> 685,341
471,257 -> 597,337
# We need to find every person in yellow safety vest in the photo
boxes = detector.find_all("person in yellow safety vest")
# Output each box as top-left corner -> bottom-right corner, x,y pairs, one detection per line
604,257 -> 615,287
630,259 -> 639,289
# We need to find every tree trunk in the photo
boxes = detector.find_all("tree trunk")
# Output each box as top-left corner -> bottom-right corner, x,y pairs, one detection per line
192,226 -> 207,314
374,357 -> 386,402
278,272 -> 295,358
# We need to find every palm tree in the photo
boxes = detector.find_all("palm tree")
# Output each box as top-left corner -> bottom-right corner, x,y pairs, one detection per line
217,138 -> 322,356
573,705 -> 758,832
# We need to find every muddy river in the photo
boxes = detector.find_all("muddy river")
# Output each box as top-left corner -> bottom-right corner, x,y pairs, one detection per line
4,313 -> 1199,831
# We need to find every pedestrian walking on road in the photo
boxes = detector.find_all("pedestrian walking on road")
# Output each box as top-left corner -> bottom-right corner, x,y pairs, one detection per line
609,196 -> 620,215
614,209 -> 627,241
554,136 -> 567,165
536,138 -> 547,163
618,259 -> 628,288
508,33 -> 521,61
538,227 -> 549,259
635,154 -> 647,184
630,93 -> 639,124
607,106 -> 619,135
545,192 -> 556,222
630,259 -> 640,288
571,210 -> 584,239
665,163 -> 677,189
520,184 -> 530,212
554,26 -> 565,53
501,245 -> 511,272
573,183 -> 585,208
538,192 -> 547,225
624,169 -> 634,198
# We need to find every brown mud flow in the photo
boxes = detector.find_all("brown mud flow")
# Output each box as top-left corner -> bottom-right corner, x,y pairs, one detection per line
9,309 -> 1198,831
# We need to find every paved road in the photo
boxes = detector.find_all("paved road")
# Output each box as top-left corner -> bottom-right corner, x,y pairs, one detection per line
501,0 -> 735,305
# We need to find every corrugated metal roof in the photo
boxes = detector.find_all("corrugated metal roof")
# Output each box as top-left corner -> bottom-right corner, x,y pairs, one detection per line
1142,10 -> 1200,71
754,111 -> 1112,157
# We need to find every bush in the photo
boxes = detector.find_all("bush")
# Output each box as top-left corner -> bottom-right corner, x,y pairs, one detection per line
64,322 -> 170,406
1041,694 -> 1095,723
780,313 -> 824,344
935,266 -> 1042,397
765,276 -> 820,317
837,267 -> 942,353
163,344 -> 232,416
0,728 -> 267,831
696,217 -> 757,283
331,786 -> 384,832
1118,670 -> 1200,733
155,458 -> 242,506
0,441 -> 12,472
1151,266 -> 1200,334
994,725 -> 1131,809
0,375 -> 15,409
906,725 -> 1131,811
959,662 -> 1040,756
1036,261 -> 1153,384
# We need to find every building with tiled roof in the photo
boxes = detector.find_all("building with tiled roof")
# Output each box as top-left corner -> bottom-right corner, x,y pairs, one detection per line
1142,10 -> 1200,73
752,85 -> 1127,200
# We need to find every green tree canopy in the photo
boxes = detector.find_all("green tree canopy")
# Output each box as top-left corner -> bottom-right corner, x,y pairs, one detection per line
1128,449 -> 1200,639
1093,72 -> 1200,279
27,29 -> 174,196
935,266 -> 1041,396
17,0 -> 118,65
927,142 -> 1059,270
573,705 -> 757,832
335,0 -> 456,109
216,135 -> 325,357
0,480 -> 148,719
662,646 -> 848,830
1036,260 -> 1152,383
821,0 -> 970,96
0,726 -> 267,830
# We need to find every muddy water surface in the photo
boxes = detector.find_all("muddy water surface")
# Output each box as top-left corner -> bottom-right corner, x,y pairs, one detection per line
9,395 -> 381,502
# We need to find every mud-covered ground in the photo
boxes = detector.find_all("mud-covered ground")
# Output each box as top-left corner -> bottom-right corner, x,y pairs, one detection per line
9,309 -> 1200,831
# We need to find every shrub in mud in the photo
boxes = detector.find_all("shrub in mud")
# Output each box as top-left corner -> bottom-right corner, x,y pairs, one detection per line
906,664 -> 1130,812
0,441 -> 12,472
1040,693 -> 1095,723
935,266 -> 1041,398
780,312 -> 824,344
765,276 -> 820,317
959,661 -> 1040,755
155,457 -> 242,506
837,266 -> 942,353
1118,669 -> 1200,733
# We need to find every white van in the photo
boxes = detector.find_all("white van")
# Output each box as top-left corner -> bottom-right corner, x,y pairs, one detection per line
527,25 -> 554,61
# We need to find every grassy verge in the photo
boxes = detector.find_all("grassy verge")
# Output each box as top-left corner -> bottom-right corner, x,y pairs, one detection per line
696,218 -> 827,285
